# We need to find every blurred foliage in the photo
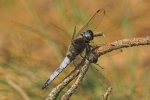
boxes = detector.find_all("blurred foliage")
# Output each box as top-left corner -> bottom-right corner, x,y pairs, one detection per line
0,0 -> 150,100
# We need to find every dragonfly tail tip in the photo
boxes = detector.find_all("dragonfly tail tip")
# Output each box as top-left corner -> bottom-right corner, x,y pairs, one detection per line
41,79 -> 51,90
41,84 -> 47,90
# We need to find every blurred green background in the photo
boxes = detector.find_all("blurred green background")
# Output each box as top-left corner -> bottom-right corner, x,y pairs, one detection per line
0,0 -> 150,100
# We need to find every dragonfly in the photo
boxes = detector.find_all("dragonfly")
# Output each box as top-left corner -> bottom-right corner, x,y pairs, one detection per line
42,9 -> 105,89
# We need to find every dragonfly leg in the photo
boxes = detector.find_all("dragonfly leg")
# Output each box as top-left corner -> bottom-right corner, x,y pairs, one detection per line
71,26 -> 76,40
79,53 -> 84,58
95,63 -> 104,69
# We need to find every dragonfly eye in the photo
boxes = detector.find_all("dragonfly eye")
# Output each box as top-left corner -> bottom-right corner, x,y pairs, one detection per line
83,30 -> 94,41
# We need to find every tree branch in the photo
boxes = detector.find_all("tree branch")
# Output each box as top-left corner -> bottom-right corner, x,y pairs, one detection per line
45,36 -> 150,100
61,60 -> 90,100
95,36 -> 150,56
101,87 -> 113,100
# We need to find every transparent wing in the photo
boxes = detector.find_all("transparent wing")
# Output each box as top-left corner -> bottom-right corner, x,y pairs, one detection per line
73,56 -> 83,68
75,9 -> 105,37
89,65 -> 105,79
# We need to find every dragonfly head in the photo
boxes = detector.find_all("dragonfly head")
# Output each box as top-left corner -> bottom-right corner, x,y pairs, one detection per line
83,30 -> 94,41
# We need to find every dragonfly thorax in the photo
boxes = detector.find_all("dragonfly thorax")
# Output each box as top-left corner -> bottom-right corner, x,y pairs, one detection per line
82,30 -> 94,41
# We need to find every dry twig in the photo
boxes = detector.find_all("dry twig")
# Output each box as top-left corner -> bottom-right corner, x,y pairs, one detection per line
101,87 -> 113,100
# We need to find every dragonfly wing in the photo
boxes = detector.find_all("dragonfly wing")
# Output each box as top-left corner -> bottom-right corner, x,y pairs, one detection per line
75,9 -> 105,37
73,55 -> 83,68
89,65 -> 105,79
42,56 -> 71,89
